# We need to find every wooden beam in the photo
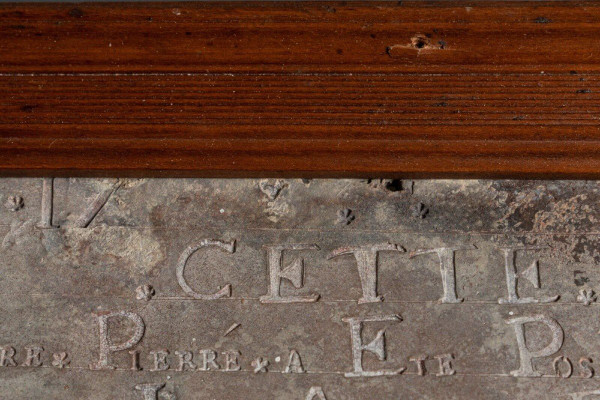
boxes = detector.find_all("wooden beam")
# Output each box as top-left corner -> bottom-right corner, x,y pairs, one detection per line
1,1 -> 600,177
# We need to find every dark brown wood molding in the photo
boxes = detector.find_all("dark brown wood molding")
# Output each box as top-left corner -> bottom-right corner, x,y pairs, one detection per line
2,1 -> 600,178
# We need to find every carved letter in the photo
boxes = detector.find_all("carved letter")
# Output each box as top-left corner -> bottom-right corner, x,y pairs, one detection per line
306,386 -> 328,400
0,346 -> 17,367
129,350 -> 142,371
569,390 -> 600,400
284,350 -> 305,373
199,349 -> 220,371
177,239 -> 236,300
260,244 -> 320,303
342,314 -> 404,377
409,354 -> 428,376
175,350 -> 197,371
553,355 -> 573,378
223,351 -> 241,371
497,247 -> 559,304
506,314 -> 564,377
149,350 -> 170,371
37,178 -> 56,229
23,346 -> 44,367
579,357 -> 594,378
435,354 -> 456,376
37,178 -> 120,229
410,246 -> 476,303
328,243 -> 405,304
90,311 -> 145,370
74,179 -> 121,228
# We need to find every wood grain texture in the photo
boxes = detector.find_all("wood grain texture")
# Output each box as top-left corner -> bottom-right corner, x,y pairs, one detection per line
1,1 -> 600,178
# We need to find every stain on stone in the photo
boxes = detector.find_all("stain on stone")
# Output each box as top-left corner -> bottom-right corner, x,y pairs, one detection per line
574,270 -> 590,287
68,8 -> 84,18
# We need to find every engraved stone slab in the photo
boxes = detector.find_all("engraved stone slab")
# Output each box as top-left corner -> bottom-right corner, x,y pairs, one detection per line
2,178 -> 600,399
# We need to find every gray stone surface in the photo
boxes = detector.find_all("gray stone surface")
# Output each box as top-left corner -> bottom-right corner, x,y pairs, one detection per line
1,178 -> 600,399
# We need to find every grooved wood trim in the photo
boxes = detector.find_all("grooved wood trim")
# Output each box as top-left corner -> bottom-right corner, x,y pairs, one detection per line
1,1 -> 599,178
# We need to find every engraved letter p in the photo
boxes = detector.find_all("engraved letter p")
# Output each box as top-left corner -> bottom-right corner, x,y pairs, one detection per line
89,311 -> 145,370
506,314 -> 563,377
